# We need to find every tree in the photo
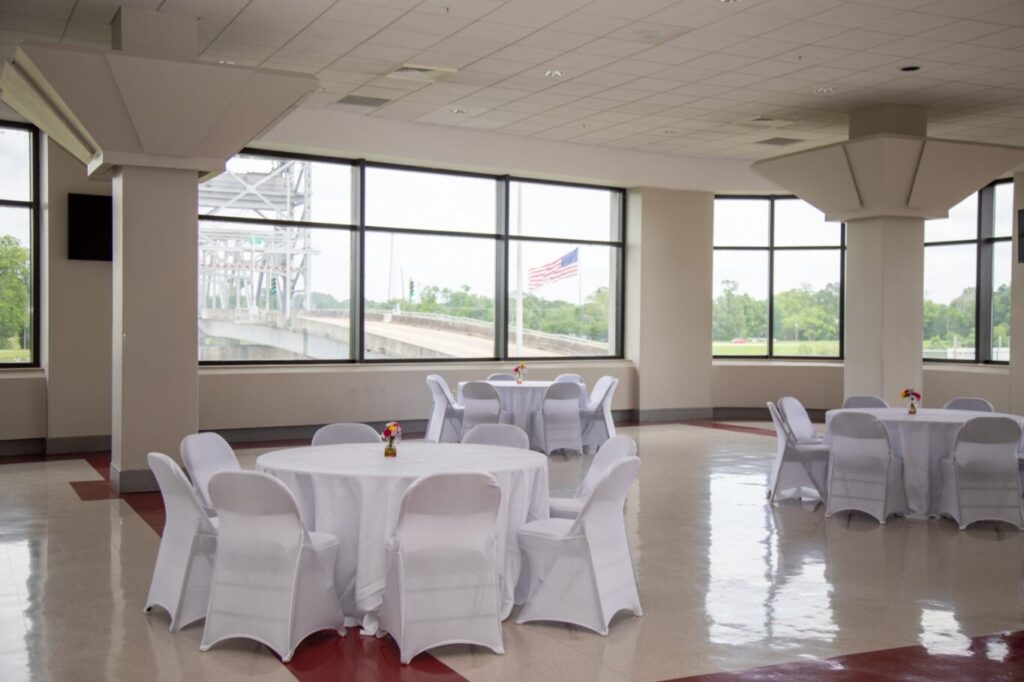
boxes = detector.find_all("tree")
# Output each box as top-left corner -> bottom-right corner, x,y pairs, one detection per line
0,235 -> 30,350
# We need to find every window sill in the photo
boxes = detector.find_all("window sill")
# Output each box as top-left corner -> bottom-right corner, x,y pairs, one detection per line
199,358 -> 635,375
713,358 -> 843,368
0,367 -> 44,377
923,363 -> 1008,375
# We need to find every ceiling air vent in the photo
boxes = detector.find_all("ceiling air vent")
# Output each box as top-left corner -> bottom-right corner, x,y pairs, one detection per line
737,116 -> 794,129
758,137 -> 804,146
386,64 -> 457,83
336,95 -> 392,107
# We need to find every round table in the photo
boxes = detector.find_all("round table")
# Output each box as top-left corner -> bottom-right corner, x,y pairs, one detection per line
456,380 -> 585,449
824,407 -> 1024,518
256,442 -> 550,634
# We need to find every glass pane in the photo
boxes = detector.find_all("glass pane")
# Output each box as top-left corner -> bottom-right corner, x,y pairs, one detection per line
994,182 -> 1013,238
992,241 -> 1011,362
0,207 -> 33,363
366,167 -> 497,234
199,154 -> 355,224
712,250 -> 769,355
772,250 -> 841,357
714,198 -> 769,247
925,193 -> 977,243
508,242 -> 618,358
0,127 -> 31,202
198,222 -> 352,361
364,232 -> 496,359
923,243 -> 976,361
509,181 -> 621,241
773,199 -> 841,246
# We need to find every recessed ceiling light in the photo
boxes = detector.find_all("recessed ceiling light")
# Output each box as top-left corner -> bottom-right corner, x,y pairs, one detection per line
720,0 -> 740,3
814,86 -> 835,95
544,69 -> 563,78
900,65 -> 921,72
451,107 -> 468,114
218,60 -> 235,65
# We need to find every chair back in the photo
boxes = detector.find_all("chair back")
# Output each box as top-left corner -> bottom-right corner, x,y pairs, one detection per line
944,397 -> 995,412
312,422 -> 380,446
587,376 -> 618,410
487,373 -> 516,381
461,381 -> 502,435
208,470 -> 306,555
148,452 -> 216,537
426,374 -> 457,408
180,432 -> 239,509
462,424 -> 530,449
829,411 -> 891,466
572,457 -> 640,537
394,472 -> 501,554
954,416 -> 1021,469
576,435 -> 637,499
842,395 -> 889,409
779,396 -> 818,443
555,373 -> 584,383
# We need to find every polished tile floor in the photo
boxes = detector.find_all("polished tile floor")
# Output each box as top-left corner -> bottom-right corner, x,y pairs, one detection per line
2,421 -> 1024,681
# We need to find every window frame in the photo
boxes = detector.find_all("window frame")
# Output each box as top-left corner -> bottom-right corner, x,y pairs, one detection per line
923,178 -> 1011,366
198,149 -> 626,366
712,194 -> 846,361
0,121 -> 40,368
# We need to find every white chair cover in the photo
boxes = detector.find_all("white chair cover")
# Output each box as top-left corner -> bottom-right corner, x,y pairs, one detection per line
200,471 -> 344,662
842,395 -> 889,408
766,402 -> 828,503
425,375 -> 464,443
825,412 -> 907,524
180,432 -> 239,513
550,436 -> 637,519
144,452 -> 218,632
379,472 -> 504,664
462,423 -> 530,449
461,381 -> 502,439
487,373 -> 516,381
943,397 -> 995,412
779,396 -> 823,444
555,373 -> 584,383
581,376 -> 618,452
939,417 -> 1023,530
539,381 -> 584,455
312,422 -> 380,446
517,457 -> 642,635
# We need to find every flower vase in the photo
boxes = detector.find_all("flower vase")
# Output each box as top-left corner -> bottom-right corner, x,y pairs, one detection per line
908,401 -> 917,415
516,374 -> 523,384
384,441 -> 397,457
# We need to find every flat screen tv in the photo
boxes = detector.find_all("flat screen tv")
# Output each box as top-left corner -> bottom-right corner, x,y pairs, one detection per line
68,193 -> 113,261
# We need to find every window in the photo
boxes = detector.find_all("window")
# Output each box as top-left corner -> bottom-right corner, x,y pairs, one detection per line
198,153 -> 625,363
923,180 -> 1011,363
0,123 -> 37,366
713,196 -> 844,358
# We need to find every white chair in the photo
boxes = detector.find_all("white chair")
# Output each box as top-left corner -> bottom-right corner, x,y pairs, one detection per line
580,376 -> 618,453
312,422 -> 380,446
940,416 -> 1023,530
180,432 -> 239,513
538,381 -> 584,455
766,402 -> 828,503
425,374 -> 464,443
379,472 -> 504,664
842,395 -> 889,409
461,381 -> 502,439
555,373 -> 584,384
487,373 -> 516,381
462,423 -> 530,449
200,471 -> 344,662
943,397 -> 995,412
825,412 -> 907,524
517,457 -> 642,635
779,396 -> 823,445
550,435 -> 637,519
144,452 -> 218,632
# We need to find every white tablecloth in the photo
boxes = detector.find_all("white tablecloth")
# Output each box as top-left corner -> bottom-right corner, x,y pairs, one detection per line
256,442 -> 550,633
824,407 -> 1024,518
456,380 -> 584,449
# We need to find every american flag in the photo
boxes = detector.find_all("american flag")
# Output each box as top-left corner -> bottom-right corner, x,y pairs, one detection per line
528,248 -> 578,291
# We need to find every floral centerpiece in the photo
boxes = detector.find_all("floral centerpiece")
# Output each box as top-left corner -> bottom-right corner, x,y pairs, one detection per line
513,362 -> 527,384
900,388 -> 921,415
382,421 -> 401,457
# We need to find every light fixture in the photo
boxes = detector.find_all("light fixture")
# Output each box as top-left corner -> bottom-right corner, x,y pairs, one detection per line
544,69 -> 563,78
218,60 -> 235,65
900,65 -> 920,72
814,86 -> 834,95
451,107 -> 468,114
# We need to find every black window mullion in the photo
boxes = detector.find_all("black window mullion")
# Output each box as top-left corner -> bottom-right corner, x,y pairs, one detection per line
977,184 -> 994,362
495,177 -> 509,360
354,160 -> 366,362
767,198 -> 775,358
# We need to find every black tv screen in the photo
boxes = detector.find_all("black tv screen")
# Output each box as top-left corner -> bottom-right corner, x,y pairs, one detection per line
68,193 -> 113,261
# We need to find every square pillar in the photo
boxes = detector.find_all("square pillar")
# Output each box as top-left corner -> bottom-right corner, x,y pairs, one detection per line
844,217 -> 924,402
111,166 -> 198,492
1010,172 -> 1024,413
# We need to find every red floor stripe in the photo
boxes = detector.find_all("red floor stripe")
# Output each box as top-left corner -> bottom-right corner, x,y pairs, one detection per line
690,421 -> 776,437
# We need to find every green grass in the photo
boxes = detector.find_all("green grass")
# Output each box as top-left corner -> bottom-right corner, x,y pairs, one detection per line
713,340 -> 840,357
0,349 -> 30,362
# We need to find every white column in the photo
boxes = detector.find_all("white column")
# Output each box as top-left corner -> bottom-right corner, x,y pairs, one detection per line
1010,172 -> 1024,413
844,216 -> 924,402
111,166 -> 198,491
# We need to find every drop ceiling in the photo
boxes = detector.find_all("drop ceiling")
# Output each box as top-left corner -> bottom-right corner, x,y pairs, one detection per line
1,0 -> 1024,161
